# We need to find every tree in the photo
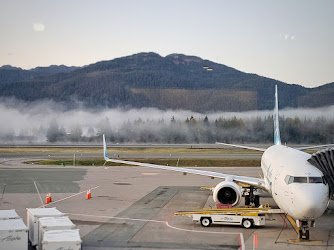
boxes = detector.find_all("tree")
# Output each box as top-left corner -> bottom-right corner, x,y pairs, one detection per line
46,119 -> 61,143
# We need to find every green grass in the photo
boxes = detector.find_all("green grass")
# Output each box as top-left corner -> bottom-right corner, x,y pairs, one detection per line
25,158 -> 261,167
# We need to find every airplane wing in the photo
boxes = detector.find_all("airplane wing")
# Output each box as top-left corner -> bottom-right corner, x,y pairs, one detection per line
294,144 -> 334,150
215,142 -> 266,152
216,141 -> 334,152
103,135 -> 266,189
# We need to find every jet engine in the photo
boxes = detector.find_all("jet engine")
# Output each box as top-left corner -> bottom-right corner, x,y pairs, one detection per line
213,181 -> 242,206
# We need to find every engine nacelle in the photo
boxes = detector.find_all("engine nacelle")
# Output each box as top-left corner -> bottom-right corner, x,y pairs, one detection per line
213,181 -> 242,207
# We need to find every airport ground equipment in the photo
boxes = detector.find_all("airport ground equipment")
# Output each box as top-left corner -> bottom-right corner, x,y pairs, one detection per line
0,209 -> 20,220
26,207 -> 64,246
42,229 -> 82,250
174,205 -> 283,228
38,216 -> 76,250
0,218 -> 28,250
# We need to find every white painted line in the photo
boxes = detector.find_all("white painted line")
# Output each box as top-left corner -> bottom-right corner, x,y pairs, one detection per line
239,233 -> 245,250
164,211 -> 245,250
165,221 -> 241,235
34,181 -> 45,207
66,210 -> 245,250
66,213 -> 164,223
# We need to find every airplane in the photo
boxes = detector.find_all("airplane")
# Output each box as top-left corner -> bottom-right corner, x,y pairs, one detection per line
103,85 -> 332,240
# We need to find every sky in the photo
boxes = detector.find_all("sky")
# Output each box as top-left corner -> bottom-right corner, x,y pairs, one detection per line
1,1 -> 333,88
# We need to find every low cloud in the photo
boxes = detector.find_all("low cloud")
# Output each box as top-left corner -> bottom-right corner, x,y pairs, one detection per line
33,22 -> 45,32
283,33 -> 296,41
0,98 -> 333,143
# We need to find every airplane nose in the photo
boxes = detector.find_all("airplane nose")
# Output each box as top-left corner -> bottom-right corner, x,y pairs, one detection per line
291,185 -> 329,220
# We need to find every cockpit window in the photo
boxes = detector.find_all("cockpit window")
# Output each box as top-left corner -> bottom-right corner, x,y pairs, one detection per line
284,175 -> 290,184
285,176 -> 325,184
293,177 -> 307,183
309,177 -> 323,183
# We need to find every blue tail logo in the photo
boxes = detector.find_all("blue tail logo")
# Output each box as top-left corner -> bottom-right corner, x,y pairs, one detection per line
103,134 -> 109,160
274,85 -> 282,145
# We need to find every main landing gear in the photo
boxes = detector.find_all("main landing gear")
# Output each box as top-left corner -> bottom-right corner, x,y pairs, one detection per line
244,186 -> 260,207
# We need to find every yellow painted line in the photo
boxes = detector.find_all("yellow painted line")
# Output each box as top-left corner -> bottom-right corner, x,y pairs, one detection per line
200,186 -> 215,190
142,173 -> 159,175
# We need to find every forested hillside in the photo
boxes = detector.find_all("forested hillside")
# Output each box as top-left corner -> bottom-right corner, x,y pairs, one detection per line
0,52 -> 333,112
0,65 -> 78,85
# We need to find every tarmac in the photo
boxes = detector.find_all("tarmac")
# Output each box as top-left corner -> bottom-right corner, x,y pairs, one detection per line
0,155 -> 333,249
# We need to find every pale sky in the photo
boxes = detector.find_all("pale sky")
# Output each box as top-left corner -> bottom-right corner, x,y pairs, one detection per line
1,0 -> 333,88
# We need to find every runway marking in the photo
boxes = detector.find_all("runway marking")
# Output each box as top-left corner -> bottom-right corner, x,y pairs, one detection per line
39,186 -> 100,208
34,181 -> 45,207
66,213 -> 165,224
253,213 -> 288,235
164,211 -> 245,250
66,210 -> 245,249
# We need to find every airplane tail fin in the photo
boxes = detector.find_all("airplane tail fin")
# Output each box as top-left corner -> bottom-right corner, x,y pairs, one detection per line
274,85 -> 282,145
103,134 -> 110,161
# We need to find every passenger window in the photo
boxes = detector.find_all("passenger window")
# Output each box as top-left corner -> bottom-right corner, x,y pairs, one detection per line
309,177 -> 323,183
293,177 -> 307,183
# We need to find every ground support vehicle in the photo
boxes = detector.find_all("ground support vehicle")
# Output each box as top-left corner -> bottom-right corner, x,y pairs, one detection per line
174,206 -> 283,228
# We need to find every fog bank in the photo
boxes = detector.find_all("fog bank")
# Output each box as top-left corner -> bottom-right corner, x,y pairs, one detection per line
1,98 -> 334,143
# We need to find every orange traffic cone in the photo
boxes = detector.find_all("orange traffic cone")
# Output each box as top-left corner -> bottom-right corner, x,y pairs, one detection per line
45,192 -> 52,204
86,189 -> 91,200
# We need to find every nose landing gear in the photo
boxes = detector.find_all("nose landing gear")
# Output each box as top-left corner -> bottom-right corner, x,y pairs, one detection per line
299,220 -> 310,240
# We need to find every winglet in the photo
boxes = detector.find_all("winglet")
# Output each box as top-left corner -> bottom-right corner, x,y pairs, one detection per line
274,85 -> 282,145
103,134 -> 110,161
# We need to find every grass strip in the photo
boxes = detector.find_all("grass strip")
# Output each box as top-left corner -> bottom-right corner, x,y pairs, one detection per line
25,158 -> 261,167
1,147 -> 260,154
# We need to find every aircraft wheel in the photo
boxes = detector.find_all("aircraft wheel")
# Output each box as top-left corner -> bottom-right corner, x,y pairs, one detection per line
299,229 -> 310,240
245,195 -> 250,206
201,217 -> 212,227
242,219 -> 252,229
254,195 -> 260,207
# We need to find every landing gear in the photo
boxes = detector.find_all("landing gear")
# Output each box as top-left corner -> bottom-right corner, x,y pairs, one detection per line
244,187 -> 260,207
254,195 -> 260,207
245,195 -> 250,206
299,221 -> 310,240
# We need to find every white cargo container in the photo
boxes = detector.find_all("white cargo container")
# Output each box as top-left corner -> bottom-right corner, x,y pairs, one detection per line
0,209 -> 20,220
26,207 -> 64,246
0,218 -> 28,250
38,216 -> 76,250
42,229 -> 81,250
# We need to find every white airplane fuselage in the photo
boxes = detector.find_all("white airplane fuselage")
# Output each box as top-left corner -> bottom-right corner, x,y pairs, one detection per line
261,144 -> 330,220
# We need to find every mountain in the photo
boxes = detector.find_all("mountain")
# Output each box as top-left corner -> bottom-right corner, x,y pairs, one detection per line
0,52 -> 333,112
0,65 -> 79,85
